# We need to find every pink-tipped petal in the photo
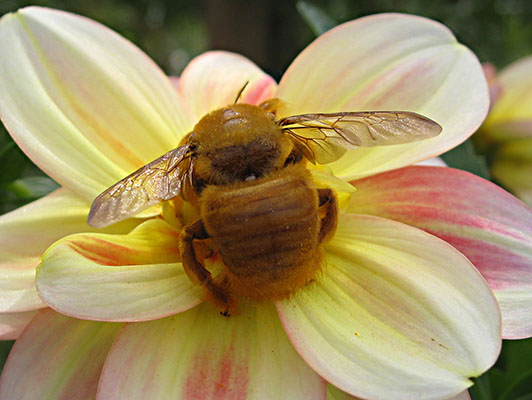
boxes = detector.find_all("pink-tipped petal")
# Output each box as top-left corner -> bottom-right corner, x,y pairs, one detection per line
452,391 -> 473,400
0,7 -> 192,202
0,188 -> 137,313
178,51 -> 277,125
36,219 -> 202,322
277,214 -> 501,400
98,302 -> 326,399
0,310 -> 38,340
277,14 -> 488,178
348,166 -> 532,339
169,76 -> 180,89
0,308 -> 122,400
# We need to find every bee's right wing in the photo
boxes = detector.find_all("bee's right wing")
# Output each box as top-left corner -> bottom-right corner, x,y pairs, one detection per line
87,145 -> 193,228
279,111 -> 442,164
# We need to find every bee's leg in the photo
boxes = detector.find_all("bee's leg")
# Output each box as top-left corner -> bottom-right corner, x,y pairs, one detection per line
317,188 -> 338,243
181,220 -> 233,316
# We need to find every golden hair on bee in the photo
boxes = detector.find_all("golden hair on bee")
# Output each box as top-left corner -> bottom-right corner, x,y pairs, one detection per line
88,99 -> 441,316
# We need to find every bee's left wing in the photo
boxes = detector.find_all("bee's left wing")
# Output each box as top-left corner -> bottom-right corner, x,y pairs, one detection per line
87,145 -> 192,228
279,111 -> 442,164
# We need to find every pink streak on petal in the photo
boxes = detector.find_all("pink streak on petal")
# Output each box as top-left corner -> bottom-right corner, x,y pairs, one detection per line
183,346 -> 249,400
169,76 -> 179,90
350,166 -> 532,235
372,203 -> 527,243
427,232 -> 529,290
68,239 -> 141,267
346,57 -> 435,109
63,222 -> 181,266
0,308 -> 120,400
241,76 -> 276,106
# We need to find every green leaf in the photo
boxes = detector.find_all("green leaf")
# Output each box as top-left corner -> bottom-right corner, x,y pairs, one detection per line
296,1 -> 337,36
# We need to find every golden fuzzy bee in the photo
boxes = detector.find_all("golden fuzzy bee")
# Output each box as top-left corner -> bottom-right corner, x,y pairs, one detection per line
87,99 -> 441,315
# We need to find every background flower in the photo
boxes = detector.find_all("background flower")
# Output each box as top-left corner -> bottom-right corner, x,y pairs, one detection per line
476,56 -> 532,207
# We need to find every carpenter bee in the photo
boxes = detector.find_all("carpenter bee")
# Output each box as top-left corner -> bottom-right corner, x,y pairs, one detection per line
88,98 -> 441,315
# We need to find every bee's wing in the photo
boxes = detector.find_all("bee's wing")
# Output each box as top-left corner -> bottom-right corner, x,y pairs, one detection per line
87,145 -> 192,228
279,111 -> 442,164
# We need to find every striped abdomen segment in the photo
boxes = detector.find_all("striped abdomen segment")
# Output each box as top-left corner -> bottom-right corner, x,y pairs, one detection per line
200,166 -> 320,298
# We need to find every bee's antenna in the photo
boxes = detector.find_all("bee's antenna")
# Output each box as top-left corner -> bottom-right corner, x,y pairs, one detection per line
234,81 -> 249,104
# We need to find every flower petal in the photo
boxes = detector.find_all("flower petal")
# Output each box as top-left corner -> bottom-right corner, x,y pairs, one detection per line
97,302 -> 326,399
416,156 -> 447,167
327,385 -> 470,400
492,139 -> 532,207
0,188 -> 137,313
277,214 -> 501,400
178,51 -> 277,124
0,310 -> 38,340
348,166 -> 532,339
36,219 -> 202,321
277,14 -> 488,178
450,392 -> 472,400
0,308 -> 122,400
483,55 -> 532,139
0,7 -> 191,201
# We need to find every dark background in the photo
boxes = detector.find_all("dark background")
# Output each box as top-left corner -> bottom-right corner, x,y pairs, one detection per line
1,1 -> 532,399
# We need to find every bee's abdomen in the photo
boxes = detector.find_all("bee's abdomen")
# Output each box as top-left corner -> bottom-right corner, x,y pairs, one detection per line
200,165 -> 321,300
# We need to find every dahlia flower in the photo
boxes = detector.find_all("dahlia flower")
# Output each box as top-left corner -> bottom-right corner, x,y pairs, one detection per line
0,7 -> 531,400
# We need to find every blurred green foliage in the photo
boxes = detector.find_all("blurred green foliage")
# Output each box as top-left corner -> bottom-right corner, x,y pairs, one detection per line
440,139 -> 491,179
0,125 -> 59,213
1,1 -> 532,398
0,341 -> 13,371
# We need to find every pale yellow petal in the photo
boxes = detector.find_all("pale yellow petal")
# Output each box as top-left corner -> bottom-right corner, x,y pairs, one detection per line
0,7 -> 192,201
277,214 -> 501,400
37,219 -> 202,321
98,303 -> 326,399
0,188 -> 137,313
347,165 -> 532,339
277,14 -> 488,178
0,310 -> 38,340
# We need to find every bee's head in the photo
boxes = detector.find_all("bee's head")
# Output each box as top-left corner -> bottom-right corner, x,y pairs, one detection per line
189,104 -> 294,188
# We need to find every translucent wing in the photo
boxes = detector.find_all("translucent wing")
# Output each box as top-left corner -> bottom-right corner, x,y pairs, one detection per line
88,145 -> 192,228
279,111 -> 442,164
